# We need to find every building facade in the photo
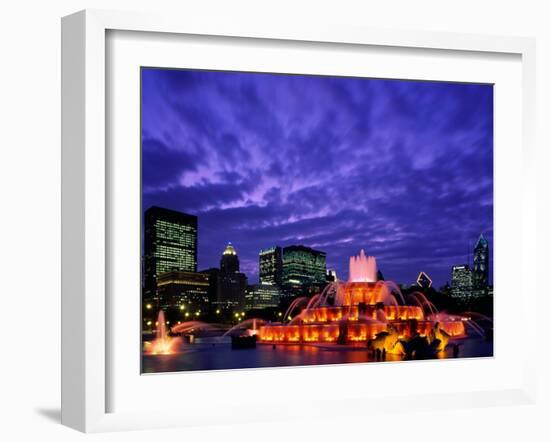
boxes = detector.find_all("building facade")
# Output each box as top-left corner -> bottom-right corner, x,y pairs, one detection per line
199,267 -> 221,308
451,264 -> 473,299
143,206 -> 198,299
473,233 -> 489,295
156,270 -> 210,312
244,284 -> 282,310
281,245 -> 327,296
259,246 -> 283,286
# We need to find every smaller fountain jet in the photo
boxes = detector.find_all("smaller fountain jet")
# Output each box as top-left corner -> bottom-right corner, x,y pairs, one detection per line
144,310 -> 182,355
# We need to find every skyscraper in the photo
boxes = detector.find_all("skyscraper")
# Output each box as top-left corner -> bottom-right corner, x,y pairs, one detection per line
259,246 -> 283,286
282,245 -> 327,288
143,206 -> 198,298
473,233 -> 489,294
217,243 -> 247,309
451,265 -> 473,299
220,242 -> 240,273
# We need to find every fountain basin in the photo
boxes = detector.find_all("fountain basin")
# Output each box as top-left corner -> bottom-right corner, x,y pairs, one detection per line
258,318 -> 465,344
299,305 -> 424,323
259,251 -> 468,346
258,323 -> 381,344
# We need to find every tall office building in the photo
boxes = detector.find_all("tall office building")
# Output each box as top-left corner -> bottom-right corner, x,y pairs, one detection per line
259,246 -> 283,286
473,234 -> 489,294
143,206 -> 198,298
220,242 -> 240,273
217,243 -> 247,309
451,264 -> 473,299
282,245 -> 327,287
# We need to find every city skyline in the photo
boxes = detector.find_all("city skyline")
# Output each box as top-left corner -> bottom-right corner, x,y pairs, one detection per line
142,68 -> 493,287
143,203 -> 490,290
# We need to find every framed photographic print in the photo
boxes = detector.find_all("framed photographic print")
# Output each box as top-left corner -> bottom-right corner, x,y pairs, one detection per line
61,9 -> 537,432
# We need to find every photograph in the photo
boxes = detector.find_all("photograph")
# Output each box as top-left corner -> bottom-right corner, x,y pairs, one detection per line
140,68 -> 494,373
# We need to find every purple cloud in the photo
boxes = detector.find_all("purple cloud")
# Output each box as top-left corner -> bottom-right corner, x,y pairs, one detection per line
142,69 -> 493,287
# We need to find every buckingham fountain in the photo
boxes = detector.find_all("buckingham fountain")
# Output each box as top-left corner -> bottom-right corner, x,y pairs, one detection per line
144,250 -> 485,366
257,250 -> 467,355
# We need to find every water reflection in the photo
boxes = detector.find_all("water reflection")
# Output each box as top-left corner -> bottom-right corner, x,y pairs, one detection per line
142,337 -> 492,373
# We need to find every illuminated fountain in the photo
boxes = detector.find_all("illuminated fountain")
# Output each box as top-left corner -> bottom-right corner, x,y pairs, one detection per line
144,310 -> 182,355
144,313 -> 227,354
171,320 -> 224,335
258,250 -> 467,352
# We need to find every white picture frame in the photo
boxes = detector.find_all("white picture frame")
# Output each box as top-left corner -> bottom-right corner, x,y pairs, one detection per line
61,9 -> 537,433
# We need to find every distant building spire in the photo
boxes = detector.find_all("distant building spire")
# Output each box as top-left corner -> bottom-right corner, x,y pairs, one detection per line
473,233 -> 489,294
223,242 -> 237,256
475,233 -> 488,248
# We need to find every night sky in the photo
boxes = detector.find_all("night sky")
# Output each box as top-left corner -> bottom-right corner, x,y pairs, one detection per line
141,68 -> 493,288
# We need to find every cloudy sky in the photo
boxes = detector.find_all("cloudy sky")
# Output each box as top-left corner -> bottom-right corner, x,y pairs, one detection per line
142,68 -> 493,287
